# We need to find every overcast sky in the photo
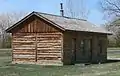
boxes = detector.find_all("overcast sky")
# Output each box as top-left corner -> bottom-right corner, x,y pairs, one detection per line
0,0 -> 106,26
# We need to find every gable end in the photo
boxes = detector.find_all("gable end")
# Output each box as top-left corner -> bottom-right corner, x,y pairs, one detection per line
6,12 -> 65,33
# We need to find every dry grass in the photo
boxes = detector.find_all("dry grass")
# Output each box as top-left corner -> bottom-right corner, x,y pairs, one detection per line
0,48 -> 120,76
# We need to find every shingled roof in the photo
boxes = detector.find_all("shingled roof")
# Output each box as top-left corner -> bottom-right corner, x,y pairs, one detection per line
6,11 -> 112,34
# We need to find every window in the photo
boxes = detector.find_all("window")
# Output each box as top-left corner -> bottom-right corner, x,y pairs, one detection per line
72,38 -> 76,52
80,39 -> 91,55
80,40 -> 85,54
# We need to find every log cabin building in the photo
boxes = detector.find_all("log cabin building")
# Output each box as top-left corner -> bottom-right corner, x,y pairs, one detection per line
6,11 -> 112,65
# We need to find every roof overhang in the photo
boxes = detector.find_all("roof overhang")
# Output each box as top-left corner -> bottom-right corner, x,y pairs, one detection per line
66,29 -> 113,35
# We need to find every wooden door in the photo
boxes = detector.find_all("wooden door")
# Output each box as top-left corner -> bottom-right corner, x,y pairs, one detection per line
88,39 -> 92,62
98,39 -> 104,62
72,38 -> 76,63
84,39 -> 92,62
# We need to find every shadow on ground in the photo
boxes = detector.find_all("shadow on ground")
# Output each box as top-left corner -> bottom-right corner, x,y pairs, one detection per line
75,59 -> 120,66
106,59 -> 120,63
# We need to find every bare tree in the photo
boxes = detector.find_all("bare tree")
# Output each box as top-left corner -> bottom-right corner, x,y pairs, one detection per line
104,18 -> 120,47
0,12 -> 26,48
100,0 -> 120,20
65,0 -> 89,19
99,0 -> 120,46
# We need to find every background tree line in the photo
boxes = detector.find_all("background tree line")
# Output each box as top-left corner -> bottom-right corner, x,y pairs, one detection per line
0,12 -> 26,48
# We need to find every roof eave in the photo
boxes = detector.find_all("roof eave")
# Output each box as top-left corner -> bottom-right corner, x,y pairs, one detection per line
66,29 -> 113,35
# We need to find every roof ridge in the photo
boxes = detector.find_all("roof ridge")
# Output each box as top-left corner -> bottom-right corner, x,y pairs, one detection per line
35,11 -> 87,21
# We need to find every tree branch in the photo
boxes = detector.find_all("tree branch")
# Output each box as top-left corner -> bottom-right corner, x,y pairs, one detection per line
106,0 -> 120,12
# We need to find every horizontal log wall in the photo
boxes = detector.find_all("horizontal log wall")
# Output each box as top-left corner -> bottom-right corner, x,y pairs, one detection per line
12,32 -> 63,64
37,33 -> 63,65
12,33 -> 36,62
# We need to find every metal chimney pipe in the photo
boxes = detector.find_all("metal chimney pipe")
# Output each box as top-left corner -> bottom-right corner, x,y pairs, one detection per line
60,3 -> 64,16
